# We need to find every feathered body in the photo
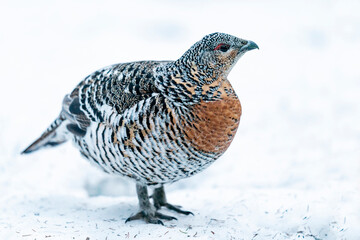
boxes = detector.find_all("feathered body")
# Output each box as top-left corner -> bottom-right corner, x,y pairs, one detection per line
23,32 -> 258,224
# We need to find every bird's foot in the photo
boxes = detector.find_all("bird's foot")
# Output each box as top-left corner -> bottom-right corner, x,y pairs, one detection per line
152,186 -> 194,216
125,183 -> 177,225
125,209 -> 177,225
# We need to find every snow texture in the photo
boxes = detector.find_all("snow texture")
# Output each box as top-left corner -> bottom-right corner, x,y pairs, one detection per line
0,0 -> 359,239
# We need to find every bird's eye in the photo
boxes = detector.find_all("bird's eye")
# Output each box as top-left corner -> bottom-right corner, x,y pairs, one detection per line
214,43 -> 230,52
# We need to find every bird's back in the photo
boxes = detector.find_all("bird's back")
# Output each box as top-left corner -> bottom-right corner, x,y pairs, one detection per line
22,61 -> 168,154
23,60 -> 241,186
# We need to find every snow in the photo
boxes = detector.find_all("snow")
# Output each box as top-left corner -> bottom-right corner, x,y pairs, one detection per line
1,0 -> 359,239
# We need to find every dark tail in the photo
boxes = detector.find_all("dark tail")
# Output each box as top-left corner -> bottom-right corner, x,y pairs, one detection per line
22,116 -> 69,154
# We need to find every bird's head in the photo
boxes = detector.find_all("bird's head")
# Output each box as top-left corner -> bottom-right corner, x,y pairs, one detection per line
155,33 -> 258,105
177,32 -> 259,82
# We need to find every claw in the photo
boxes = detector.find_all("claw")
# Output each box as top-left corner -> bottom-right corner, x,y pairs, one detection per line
164,203 -> 194,215
125,210 -> 175,225
147,218 -> 164,225
156,211 -> 177,221
125,211 -> 144,223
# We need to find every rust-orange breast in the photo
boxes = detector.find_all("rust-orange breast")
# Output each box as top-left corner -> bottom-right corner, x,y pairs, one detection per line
183,80 -> 242,155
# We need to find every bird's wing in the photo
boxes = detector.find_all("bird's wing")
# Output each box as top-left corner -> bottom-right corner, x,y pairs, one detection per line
62,61 -> 170,137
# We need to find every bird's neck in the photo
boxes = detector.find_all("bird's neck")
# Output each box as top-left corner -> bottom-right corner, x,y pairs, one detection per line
154,62 -> 226,106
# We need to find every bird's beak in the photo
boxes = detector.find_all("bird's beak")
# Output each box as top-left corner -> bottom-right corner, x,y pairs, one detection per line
241,40 -> 259,52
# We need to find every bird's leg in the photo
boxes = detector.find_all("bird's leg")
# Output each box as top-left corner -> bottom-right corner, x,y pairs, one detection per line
152,185 -> 193,216
125,183 -> 177,225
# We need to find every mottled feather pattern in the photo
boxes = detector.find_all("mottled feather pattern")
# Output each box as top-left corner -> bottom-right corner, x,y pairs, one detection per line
74,93 -> 217,185
65,60 -> 237,185
23,32 -> 258,224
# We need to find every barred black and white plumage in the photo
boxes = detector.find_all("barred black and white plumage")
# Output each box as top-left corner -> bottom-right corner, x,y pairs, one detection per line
23,32 -> 258,224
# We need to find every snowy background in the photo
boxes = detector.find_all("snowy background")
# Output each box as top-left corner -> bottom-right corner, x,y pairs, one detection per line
0,0 -> 359,239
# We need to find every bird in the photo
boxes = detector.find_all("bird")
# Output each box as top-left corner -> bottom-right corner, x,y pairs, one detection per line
22,32 -> 258,225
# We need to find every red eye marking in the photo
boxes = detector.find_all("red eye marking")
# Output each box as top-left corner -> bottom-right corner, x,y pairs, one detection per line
214,43 -> 224,50
214,43 -> 230,52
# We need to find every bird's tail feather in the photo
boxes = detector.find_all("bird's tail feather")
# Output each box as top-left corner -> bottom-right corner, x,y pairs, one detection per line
21,115 -> 70,154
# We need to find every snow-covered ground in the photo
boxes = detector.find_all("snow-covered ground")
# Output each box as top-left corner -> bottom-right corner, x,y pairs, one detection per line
0,0 -> 359,239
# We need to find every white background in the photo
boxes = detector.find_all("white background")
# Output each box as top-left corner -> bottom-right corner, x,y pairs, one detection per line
0,0 -> 359,239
